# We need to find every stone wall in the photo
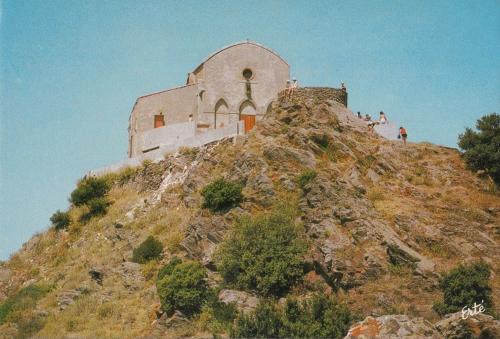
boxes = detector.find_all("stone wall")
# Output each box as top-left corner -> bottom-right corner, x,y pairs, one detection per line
141,122 -> 197,153
88,121 -> 245,177
292,87 -> 347,107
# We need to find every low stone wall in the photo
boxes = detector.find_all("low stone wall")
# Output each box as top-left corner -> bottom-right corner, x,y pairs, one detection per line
88,121 -> 244,177
293,87 -> 348,107
141,121 -> 196,152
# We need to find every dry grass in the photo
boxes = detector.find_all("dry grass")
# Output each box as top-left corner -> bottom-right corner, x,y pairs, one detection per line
366,187 -> 385,202
141,260 -> 159,282
38,293 -> 151,338
416,238 -> 455,259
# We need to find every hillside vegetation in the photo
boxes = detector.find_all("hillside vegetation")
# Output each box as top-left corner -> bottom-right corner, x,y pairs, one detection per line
1,88 -> 499,338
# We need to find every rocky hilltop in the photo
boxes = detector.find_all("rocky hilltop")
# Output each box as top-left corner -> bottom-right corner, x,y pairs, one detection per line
1,88 -> 499,338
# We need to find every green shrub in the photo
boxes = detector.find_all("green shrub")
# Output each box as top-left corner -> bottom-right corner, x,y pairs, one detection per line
201,178 -> 243,212
70,176 -> 110,206
200,290 -> 238,334
297,169 -> 317,189
280,294 -> 352,338
232,301 -> 282,338
208,298 -> 238,329
458,113 -> 500,184
50,210 -> 71,231
215,205 -> 307,297
157,256 -> 182,281
0,283 -> 51,324
231,293 -> 352,338
132,236 -> 164,264
156,260 -> 208,316
80,197 -> 110,221
87,197 -> 109,216
433,261 -> 493,316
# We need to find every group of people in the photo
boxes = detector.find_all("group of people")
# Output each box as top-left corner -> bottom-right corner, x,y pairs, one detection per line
357,111 -> 388,124
281,80 -> 408,144
282,78 -> 299,100
356,111 -> 408,144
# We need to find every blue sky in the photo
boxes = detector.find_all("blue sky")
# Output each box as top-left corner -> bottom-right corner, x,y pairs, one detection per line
1,0 -> 499,259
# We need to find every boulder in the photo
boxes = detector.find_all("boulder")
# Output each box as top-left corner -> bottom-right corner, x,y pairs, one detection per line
435,312 -> 500,338
344,315 -> 440,338
116,261 -> 144,290
57,288 -> 86,310
218,289 -> 259,314
156,310 -> 189,329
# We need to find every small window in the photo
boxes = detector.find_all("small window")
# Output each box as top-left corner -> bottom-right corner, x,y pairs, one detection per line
154,114 -> 165,128
242,68 -> 253,80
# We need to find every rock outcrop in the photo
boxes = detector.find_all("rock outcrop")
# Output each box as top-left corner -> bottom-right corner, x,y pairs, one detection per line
345,312 -> 500,339
344,315 -> 440,338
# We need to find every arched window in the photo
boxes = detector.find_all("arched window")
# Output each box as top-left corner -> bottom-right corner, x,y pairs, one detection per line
266,102 -> 273,114
214,99 -> 229,129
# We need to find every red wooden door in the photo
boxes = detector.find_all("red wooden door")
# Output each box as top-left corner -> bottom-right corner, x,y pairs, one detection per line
240,114 -> 256,132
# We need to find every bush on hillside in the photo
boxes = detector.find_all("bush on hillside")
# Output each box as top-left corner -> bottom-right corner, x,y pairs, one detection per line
199,290 -> 238,334
232,300 -> 281,338
201,178 -> 243,212
231,293 -> 353,338
79,197 -> 111,221
0,283 -> 51,324
432,261 -> 493,316
132,236 -> 164,264
297,169 -> 317,189
157,256 -> 182,281
458,113 -> 500,184
280,294 -> 352,338
156,259 -> 208,316
215,205 -> 307,297
50,210 -> 71,231
70,176 -> 111,206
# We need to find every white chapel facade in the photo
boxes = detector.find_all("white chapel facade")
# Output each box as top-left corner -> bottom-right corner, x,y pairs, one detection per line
128,41 -> 290,157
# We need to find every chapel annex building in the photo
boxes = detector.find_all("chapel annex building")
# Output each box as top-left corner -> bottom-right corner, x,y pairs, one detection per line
128,41 -> 290,158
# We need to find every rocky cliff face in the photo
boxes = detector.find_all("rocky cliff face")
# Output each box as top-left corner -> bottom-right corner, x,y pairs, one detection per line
1,88 -> 499,338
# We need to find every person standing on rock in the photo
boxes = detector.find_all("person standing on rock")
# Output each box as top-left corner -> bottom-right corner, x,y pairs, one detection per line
379,111 -> 388,124
289,77 -> 298,99
399,126 -> 408,144
357,112 -> 362,119
283,80 -> 291,99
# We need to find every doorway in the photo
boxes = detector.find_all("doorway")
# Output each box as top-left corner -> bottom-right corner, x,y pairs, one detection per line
239,100 -> 256,133
240,114 -> 256,132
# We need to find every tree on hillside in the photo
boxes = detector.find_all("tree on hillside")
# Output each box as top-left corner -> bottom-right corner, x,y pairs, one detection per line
458,113 -> 500,185
432,261 -> 493,316
215,205 -> 307,297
